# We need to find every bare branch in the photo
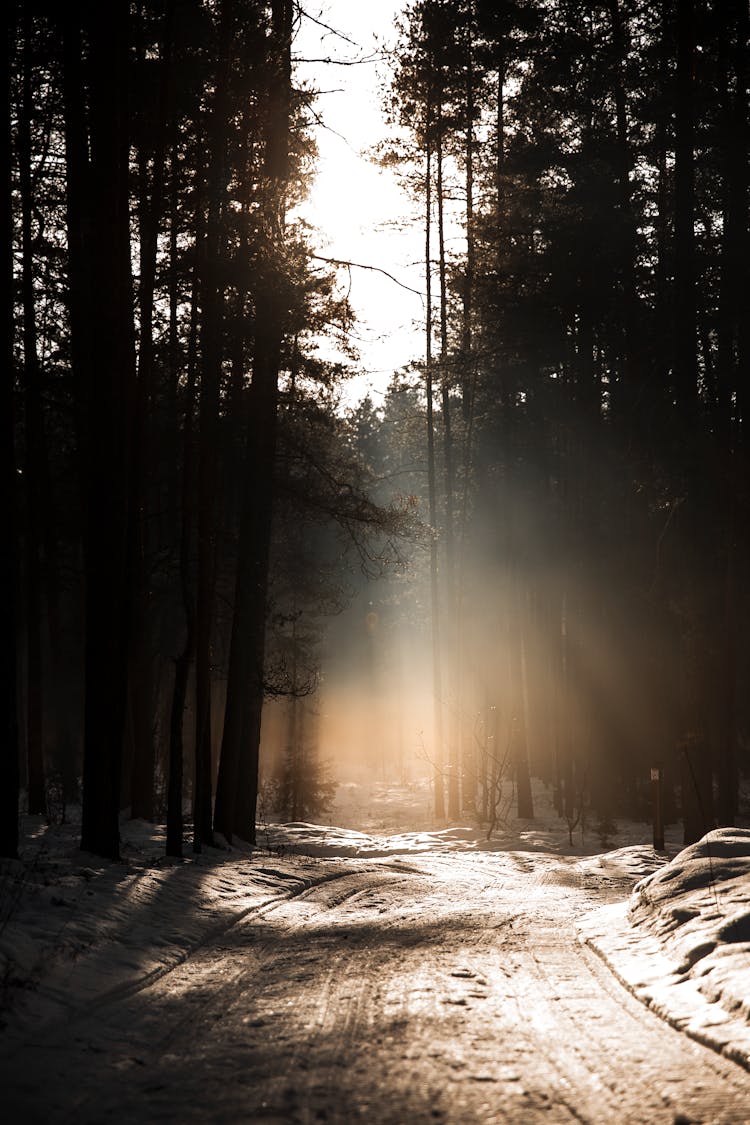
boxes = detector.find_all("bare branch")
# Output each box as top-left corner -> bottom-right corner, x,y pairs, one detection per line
295,5 -> 361,48
294,52 -> 386,67
311,254 -> 425,302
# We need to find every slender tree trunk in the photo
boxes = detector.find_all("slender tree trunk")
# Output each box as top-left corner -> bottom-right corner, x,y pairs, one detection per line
129,1 -> 174,821
59,4 -> 91,818
194,302 -> 217,851
436,99 -> 459,819
496,54 -> 505,229
165,138 -> 181,542
214,0 -> 293,844
717,0 -> 748,441
166,355 -> 196,856
606,0 -> 638,419
461,40 -> 475,420
674,0 -> 698,417
512,582 -> 534,819
0,0 -> 19,859
457,22 -> 477,812
654,0 -> 671,411
716,492 -> 737,826
166,156 -> 203,858
79,0 -> 137,859
715,1 -> 747,824
424,117 -> 445,821
60,6 -> 90,470
19,9 -> 45,815
716,14 -> 735,433
194,1 -> 235,852
737,0 -> 750,449
674,0 -> 714,840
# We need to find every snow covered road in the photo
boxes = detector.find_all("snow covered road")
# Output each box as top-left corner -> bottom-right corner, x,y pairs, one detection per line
4,847 -> 750,1124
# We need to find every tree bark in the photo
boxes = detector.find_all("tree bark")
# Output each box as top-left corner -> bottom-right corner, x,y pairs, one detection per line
129,0 -> 175,821
511,581 -> 534,819
717,0 -> 748,441
214,0 -> 293,844
606,0 -> 639,420
194,1 -> 235,852
737,0 -> 750,450
19,8 -> 46,815
654,0 -> 671,411
60,6 -> 91,469
424,108 -> 445,821
166,151 -> 203,858
436,97 -> 459,819
674,0 -> 698,417
457,19 -> 477,812
0,0 -> 19,859
79,0 -> 136,860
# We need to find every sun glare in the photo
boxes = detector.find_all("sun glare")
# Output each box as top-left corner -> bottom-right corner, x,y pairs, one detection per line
295,3 -> 424,393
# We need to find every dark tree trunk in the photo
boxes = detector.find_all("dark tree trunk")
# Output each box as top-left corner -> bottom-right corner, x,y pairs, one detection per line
59,5 -> 92,823
511,583 -> 534,820
674,0 -> 698,417
461,36 -> 475,418
737,0 -> 750,451
716,9 -> 738,437
654,0 -> 671,411
457,24 -> 477,812
496,53 -> 505,232
214,0 -> 293,844
606,0 -> 639,420
716,498 -> 737,826
717,0 -> 749,444
681,734 -> 713,845
714,3 -> 747,827
79,0 -> 136,860
423,110 -> 445,821
193,2 -> 235,852
60,6 -> 91,468
0,1 -> 19,859
19,9 -> 45,815
165,149 -> 201,860
128,1 -> 174,821
436,98 -> 459,819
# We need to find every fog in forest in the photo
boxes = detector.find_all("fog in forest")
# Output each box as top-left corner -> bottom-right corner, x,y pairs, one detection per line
7,4 -> 750,1122
259,461 -> 703,836
4,0 -> 750,866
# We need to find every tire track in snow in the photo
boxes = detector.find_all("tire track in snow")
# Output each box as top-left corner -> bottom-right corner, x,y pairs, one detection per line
1,862 -> 386,1056
2,865 -> 417,1125
498,869 -> 750,1125
6,851 -> 750,1124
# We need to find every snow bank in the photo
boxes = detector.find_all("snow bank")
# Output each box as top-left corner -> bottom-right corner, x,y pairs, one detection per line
580,828 -> 750,1070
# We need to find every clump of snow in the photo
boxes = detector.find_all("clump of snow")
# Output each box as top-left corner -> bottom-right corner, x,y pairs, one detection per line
580,828 -> 750,1070
630,830 -> 750,1019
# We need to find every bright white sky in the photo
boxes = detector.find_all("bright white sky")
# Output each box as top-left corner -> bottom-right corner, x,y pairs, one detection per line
293,2 -> 425,403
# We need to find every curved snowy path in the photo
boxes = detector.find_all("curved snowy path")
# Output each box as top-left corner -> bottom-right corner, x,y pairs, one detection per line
8,849 -> 750,1124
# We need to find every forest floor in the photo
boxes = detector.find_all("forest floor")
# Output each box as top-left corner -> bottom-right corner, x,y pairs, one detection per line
1,778 -> 750,1124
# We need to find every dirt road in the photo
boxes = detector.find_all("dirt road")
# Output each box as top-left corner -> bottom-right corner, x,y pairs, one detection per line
6,849 -> 750,1124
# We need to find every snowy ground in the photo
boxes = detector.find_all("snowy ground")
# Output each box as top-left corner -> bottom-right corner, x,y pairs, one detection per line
1,779 -> 749,1123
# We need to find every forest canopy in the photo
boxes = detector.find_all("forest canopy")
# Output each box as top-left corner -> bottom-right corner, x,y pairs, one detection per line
2,0 -> 748,862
